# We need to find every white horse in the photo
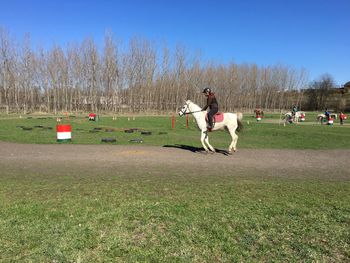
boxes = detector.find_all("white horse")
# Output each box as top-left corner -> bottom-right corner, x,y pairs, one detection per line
178,100 -> 243,154
284,111 -> 305,123
317,114 -> 326,124
295,111 -> 305,122
283,112 -> 294,123
317,113 -> 337,124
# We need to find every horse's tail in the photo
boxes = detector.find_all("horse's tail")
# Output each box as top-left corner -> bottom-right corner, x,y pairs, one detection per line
236,112 -> 243,132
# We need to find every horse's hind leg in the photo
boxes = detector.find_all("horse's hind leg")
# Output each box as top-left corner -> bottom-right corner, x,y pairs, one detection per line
228,126 -> 238,153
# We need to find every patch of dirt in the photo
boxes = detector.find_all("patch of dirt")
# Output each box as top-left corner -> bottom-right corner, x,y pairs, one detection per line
0,142 -> 349,180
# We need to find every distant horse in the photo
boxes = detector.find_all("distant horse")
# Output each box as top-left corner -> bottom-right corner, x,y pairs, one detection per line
178,100 -> 243,154
317,114 -> 326,124
317,113 -> 337,124
284,111 -> 305,123
283,112 -> 294,124
295,111 -> 305,122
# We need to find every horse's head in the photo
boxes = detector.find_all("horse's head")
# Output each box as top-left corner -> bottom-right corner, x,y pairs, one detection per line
178,101 -> 190,116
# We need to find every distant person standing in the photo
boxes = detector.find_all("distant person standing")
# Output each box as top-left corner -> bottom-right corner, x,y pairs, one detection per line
339,112 -> 347,125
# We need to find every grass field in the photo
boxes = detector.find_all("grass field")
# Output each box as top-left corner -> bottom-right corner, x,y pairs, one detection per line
0,112 -> 350,149
1,162 -> 349,262
0,112 -> 349,262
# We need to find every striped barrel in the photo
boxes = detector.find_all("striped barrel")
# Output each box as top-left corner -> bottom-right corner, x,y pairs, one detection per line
56,124 -> 72,142
89,113 -> 96,121
256,116 -> 262,121
328,118 -> 334,125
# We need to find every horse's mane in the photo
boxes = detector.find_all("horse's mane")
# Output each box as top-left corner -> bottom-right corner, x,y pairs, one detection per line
186,100 -> 201,111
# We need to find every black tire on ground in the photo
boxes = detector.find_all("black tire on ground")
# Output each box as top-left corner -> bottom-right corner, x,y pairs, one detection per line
129,138 -> 143,143
101,138 -> 117,143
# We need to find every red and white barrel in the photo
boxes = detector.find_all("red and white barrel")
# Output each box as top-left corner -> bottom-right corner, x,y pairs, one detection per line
256,115 -> 262,121
300,115 -> 305,122
56,124 -> 72,142
89,113 -> 96,121
328,118 -> 334,125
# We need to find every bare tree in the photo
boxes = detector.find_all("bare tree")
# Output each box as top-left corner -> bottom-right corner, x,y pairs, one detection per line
102,32 -> 120,111
308,74 -> 335,110
1,27 -> 317,114
81,38 -> 100,112
0,28 -> 16,113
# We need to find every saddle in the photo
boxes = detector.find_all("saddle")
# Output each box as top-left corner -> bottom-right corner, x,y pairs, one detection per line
205,112 -> 224,124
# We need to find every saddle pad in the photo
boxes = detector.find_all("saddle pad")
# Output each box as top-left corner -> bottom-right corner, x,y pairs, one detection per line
206,112 -> 224,123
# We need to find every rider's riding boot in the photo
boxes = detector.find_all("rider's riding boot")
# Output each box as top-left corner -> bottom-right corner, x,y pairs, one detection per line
207,118 -> 213,131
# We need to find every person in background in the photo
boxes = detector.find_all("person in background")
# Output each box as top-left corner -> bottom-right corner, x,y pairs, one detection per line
202,88 -> 218,130
339,112 -> 347,125
292,105 -> 298,116
325,109 -> 330,120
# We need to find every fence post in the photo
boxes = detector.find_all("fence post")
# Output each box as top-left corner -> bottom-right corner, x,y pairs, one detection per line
172,114 -> 175,129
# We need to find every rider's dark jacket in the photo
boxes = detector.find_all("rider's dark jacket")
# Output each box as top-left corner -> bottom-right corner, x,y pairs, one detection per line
202,93 -> 218,111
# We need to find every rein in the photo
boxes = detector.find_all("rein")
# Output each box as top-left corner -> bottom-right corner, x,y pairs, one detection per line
179,103 -> 204,116
185,110 -> 204,115
181,103 -> 203,116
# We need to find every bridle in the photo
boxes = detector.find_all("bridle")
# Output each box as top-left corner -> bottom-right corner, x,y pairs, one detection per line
179,103 -> 204,116
179,103 -> 189,116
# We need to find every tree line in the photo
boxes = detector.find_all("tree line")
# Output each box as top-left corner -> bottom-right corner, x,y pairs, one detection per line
0,27 -> 314,114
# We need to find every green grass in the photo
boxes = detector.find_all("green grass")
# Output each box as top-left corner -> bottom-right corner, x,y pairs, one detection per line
1,113 -> 349,262
1,169 -> 349,262
0,113 -> 350,149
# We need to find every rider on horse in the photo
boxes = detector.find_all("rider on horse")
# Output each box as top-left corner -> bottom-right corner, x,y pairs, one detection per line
292,105 -> 298,117
202,88 -> 218,130
325,109 -> 330,120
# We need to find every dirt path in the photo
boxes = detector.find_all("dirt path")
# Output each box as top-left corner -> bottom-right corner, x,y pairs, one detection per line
0,142 -> 349,179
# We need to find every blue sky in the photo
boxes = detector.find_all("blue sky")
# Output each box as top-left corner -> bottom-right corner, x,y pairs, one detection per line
1,0 -> 349,85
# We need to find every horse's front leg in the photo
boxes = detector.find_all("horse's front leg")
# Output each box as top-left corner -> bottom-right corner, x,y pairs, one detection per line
200,130 -> 211,153
202,130 -> 215,153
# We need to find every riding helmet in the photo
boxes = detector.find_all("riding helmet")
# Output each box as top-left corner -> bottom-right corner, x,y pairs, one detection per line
202,87 -> 211,94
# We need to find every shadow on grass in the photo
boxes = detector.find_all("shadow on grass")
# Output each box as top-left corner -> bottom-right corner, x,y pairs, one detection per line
163,144 -> 230,156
